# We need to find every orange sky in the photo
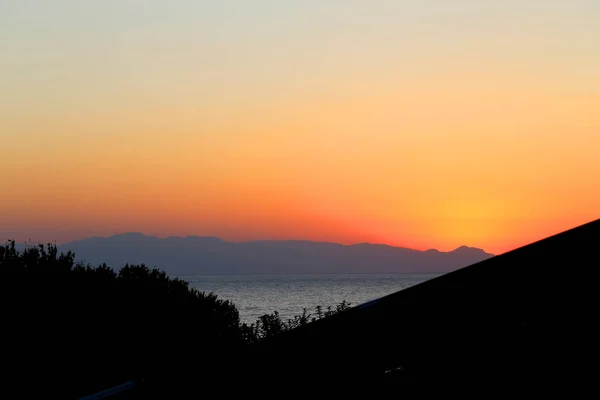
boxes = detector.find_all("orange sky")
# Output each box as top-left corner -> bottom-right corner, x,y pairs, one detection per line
1,1 -> 599,255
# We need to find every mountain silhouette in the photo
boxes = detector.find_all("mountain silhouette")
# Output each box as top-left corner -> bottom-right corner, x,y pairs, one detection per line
51,233 -> 494,275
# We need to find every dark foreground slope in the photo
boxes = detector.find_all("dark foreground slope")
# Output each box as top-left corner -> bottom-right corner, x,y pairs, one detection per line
240,219 -> 600,395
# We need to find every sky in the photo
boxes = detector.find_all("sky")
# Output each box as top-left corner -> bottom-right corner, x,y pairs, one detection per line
1,0 -> 598,255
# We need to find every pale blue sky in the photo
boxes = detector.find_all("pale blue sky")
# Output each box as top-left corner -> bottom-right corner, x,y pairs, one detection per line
2,0 -> 598,114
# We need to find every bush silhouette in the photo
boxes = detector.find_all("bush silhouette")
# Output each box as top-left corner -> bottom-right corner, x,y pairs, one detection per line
0,241 -> 246,398
243,300 -> 352,342
0,240 -> 353,397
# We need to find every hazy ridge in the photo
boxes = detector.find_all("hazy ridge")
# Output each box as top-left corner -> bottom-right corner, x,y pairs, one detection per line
42,232 -> 496,275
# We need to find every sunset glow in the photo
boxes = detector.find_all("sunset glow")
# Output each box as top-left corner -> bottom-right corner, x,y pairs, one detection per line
1,1 -> 599,255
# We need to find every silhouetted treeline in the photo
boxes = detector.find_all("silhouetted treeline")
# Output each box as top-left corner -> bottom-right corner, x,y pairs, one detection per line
0,241 -> 351,398
242,300 -> 352,343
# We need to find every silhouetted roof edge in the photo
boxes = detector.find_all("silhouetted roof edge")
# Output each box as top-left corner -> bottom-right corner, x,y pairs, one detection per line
253,217 -> 600,346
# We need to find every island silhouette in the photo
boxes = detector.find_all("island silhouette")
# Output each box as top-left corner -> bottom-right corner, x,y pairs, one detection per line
44,233 -> 494,275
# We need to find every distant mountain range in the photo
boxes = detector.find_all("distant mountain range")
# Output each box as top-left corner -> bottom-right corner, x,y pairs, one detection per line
37,233 -> 496,276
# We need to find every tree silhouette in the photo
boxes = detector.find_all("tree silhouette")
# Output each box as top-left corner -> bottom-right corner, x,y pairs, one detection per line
0,240 -> 353,398
0,240 -> 246,398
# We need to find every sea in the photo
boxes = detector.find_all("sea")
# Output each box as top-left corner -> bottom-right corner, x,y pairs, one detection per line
181,273 -> 440,324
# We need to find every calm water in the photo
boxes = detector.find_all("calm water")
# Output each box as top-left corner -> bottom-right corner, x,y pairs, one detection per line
182,274 -> 440,324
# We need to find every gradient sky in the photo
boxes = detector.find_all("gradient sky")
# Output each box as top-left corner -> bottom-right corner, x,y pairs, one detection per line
1,0 -> 598,254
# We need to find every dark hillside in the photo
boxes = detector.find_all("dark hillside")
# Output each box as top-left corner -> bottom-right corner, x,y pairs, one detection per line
241,219 -> 600,395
